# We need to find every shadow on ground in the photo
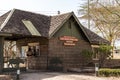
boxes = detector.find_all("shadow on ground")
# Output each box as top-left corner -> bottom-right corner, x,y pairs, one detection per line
20,71 -> 96,80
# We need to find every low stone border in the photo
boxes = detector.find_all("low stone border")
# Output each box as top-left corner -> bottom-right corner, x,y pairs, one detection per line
0,75 -> 12,80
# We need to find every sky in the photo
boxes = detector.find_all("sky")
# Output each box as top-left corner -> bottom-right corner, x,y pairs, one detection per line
0,0 -> 85,15
1,0 -> 120,46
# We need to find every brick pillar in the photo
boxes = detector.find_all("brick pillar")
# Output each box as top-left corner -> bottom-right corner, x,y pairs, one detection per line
0,37 -> 4,73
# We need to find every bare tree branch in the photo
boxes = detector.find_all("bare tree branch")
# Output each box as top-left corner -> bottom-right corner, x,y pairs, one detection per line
115,0 -> 120,6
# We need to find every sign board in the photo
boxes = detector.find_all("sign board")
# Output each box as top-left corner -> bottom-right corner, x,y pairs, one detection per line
60,36 -> 78,41
95,63 -> 99,71
64,43 -> 75,46
95,67 -> 99,71
60,36 -> 78,46
17,69 -> 20,74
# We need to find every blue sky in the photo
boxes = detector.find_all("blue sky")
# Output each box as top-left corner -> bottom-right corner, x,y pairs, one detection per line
0,0 -> 85,15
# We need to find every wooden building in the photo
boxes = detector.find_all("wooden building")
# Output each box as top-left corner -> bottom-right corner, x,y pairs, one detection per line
0,9 -> 109,72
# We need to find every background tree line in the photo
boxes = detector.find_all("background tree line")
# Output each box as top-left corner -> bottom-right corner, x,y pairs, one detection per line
79,0 -> 120,51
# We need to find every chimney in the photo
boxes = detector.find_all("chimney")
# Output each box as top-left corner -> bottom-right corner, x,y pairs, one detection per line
57,11 -> 60,15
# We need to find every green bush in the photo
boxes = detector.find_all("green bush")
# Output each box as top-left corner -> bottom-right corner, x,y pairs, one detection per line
81,50 -> 93,67
98,68 -> 120,77
81,49 -> 93,58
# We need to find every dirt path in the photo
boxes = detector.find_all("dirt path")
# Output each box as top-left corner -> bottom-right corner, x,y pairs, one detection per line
20,72 -> 120,80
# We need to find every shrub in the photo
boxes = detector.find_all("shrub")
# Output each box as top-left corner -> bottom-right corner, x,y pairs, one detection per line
81,50 -> 93,67
81,49 -> 93,58
98,68 -> 120,77
98,45 -> 112,67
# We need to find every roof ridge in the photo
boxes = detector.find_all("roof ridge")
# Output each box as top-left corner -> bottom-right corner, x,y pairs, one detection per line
51,12 -> 73,17
49,12 -> 73,38
13,8 -> 50,17
0,9 -> 15,31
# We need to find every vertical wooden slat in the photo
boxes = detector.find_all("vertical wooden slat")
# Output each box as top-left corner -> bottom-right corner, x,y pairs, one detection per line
0,37 -> 4,73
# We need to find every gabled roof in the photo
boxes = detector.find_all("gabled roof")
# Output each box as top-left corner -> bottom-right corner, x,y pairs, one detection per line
49,12 -> 72,37
0,9 -> 50,37
50,12 -> 109,45
0,9 -> 109,44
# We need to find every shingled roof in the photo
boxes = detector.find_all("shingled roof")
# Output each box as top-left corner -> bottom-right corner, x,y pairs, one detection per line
0,9 -> 50,37
0,9 -> 109,45
82,27 -> 109,44
0,11 -> 10,28
49,12 -> 71,37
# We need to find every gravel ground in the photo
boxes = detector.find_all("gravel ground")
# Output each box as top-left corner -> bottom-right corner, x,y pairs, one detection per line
20,72 -> 120,80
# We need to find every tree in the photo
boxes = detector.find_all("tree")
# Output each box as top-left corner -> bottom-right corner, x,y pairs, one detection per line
4,41 -> 17,68
4,41 -> 17,59
98,45 -> 112,67
79,0 -> 120,51
81,50 -> 93,67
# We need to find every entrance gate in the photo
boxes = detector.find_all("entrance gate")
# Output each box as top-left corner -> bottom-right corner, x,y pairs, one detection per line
3,41 -> 27,71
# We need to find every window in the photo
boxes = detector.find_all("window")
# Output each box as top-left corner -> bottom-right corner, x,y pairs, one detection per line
91,45 -> 99,60
28,42 -> 40,56
22,20 -> 41,36
21,46 -> 28,58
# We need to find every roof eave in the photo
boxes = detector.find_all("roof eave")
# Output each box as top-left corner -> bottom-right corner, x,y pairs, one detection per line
71,12 -> 91,43
0,32 -> 12,37
90,41 -> 110,45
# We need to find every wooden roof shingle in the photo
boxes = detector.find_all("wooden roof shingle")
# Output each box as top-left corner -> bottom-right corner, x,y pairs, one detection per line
49,12 -> 72,37
0,9 -> 50,37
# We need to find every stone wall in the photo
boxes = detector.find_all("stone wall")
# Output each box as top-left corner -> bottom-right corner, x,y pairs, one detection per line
27,56 -> 47,70
16,37 -> 48,54
103,59 -> 120,68
27,44 -> 48,70
16,37 -> 93,71
16,37 -> 48,70
48,37 -> 92,71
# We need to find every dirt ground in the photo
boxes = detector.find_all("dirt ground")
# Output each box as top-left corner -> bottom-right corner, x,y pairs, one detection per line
20,72 -> 120,80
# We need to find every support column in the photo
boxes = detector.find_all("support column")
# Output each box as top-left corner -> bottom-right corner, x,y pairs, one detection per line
0,36 -> 4,73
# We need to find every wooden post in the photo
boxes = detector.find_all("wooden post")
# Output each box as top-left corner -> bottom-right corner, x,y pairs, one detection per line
95,63 -> 99,76
0,37 -> 4,73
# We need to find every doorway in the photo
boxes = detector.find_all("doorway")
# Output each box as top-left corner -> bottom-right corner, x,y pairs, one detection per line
3,41 -> 26,71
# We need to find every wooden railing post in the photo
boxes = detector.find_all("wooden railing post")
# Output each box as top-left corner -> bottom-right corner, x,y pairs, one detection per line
0,37 -> 4,73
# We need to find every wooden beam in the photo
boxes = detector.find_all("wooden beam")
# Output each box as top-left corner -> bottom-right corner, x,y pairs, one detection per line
0,33 -> 12,37
0,37 -> 4,73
